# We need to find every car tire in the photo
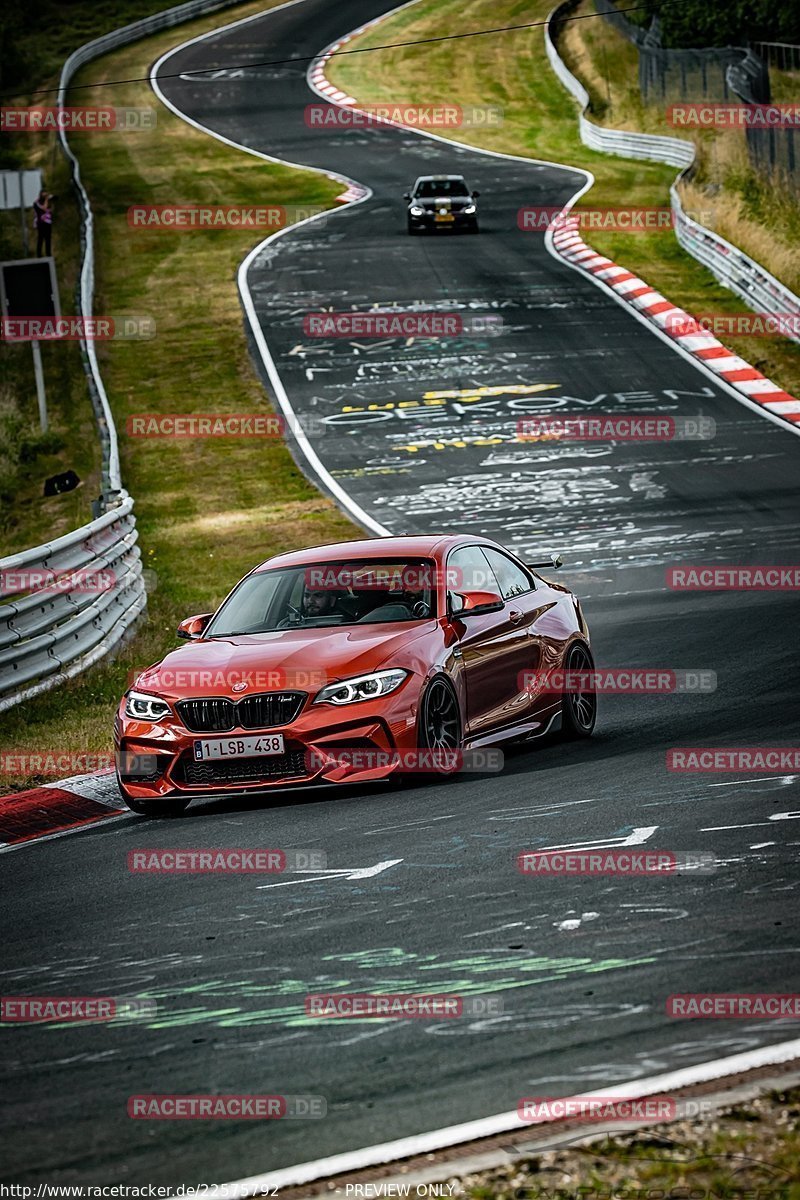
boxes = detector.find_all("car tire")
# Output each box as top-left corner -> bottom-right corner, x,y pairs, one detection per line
407,221 -> 419,235
417,674 -> 463,773
468,221 -> 479,234
560,642 -> 597,739
120,789 -> 190,818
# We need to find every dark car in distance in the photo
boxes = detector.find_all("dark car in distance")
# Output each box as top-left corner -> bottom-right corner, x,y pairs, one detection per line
404,175 -> 480,234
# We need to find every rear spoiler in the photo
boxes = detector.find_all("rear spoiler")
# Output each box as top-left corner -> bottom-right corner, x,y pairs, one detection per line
526,553 -> 563,571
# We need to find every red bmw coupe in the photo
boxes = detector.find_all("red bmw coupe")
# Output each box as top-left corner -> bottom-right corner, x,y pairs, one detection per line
115,535 -> 596,815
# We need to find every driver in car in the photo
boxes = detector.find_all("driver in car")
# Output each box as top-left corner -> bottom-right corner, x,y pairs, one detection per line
303,589 -> 338,618
279,588 -> 342,627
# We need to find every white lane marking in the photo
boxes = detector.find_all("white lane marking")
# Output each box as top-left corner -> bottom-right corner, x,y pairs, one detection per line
463,922 -> 526,939
708,776 -> 798,787
750,842 -> 776,849
527,826 -> 658,855
149,0 -> 389,538
702,811 -> 800,831
206,1038 -> 800,1197
256,858 -> 403,889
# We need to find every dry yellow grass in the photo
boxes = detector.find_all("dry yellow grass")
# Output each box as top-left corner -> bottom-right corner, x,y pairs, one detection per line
560,0 -> 800,293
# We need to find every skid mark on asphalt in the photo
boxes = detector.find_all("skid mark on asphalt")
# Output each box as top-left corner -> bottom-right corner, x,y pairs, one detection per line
361,814 -> 456,835
486,797 -> 598,820
1,948 -> 657,1033
521,1031 -> 771,1087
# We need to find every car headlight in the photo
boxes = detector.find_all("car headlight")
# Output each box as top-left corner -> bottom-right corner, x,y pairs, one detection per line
314,669 -> 409,706
125,689 -> 172,721
463,204 -> 476,214
409,205 -> 424,216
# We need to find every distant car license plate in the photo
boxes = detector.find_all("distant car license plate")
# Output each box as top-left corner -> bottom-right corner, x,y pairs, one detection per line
193,734 -> 285,761
435,213 -> 454,222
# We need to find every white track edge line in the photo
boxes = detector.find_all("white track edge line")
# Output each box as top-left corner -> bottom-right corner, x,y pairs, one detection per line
209,1037 -> 800,1196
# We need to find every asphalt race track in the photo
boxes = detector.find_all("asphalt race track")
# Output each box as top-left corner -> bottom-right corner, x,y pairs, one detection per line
3,0 -> 800,1185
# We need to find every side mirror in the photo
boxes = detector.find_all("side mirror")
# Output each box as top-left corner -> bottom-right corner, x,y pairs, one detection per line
402,192 -> 411,200
451,590 -> 504,617
176,613 -> 213,640
526,553 -> 563,571
472,190 -> 480,198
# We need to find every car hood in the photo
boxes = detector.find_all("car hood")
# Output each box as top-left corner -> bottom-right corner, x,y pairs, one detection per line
412,196 -> 472,210
134,622 -> 437,699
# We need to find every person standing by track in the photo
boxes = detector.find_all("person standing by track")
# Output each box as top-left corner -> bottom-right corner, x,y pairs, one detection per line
32,189 -> 54,257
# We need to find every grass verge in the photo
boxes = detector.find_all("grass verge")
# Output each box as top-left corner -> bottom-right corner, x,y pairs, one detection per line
0,0 -> 360,790
327,0 -> 800,397
453,1086 -> 800,1199
0,0 -> 241,551
0,131 -> 102,549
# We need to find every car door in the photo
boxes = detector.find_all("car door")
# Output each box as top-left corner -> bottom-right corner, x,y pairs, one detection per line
446,545 -> 533,737
479,547 -> 562,725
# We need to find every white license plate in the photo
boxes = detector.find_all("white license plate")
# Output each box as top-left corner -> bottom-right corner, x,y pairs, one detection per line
193,734 -> 285,761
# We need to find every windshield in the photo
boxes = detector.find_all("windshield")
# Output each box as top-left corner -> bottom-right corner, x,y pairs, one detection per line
414,179 -> 469,198
206,559 -> 438,636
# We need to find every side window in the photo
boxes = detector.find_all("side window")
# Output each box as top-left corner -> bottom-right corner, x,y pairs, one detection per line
480,548 -> 534,600
446,546 -> 500,612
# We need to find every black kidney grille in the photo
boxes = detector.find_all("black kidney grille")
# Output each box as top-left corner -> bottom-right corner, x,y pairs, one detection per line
176,692 -> 306,732
237,692 -> 305,729
176,750 -> 308,787
176,698 -> 235,732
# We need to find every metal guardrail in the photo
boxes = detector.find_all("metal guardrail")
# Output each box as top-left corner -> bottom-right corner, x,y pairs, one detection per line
753,41 -> 800,72
1,0 -> 244,713
0,497 -> 147,713
545,0 -> 800,344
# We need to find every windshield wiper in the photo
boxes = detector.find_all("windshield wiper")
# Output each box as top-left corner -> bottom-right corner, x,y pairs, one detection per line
207,629 -> 271,637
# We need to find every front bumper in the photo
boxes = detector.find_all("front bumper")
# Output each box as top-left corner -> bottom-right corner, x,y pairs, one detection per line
114,680 -> 423,800
408,209 -> 477,229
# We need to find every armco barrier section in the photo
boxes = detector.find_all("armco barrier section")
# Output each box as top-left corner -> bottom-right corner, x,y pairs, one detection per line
545,1 -> 800,344
1,0 -> 244,713
0,497 -> 146,713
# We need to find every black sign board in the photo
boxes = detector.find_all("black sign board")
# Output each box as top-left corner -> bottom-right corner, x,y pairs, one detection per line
0,257 -> 60,319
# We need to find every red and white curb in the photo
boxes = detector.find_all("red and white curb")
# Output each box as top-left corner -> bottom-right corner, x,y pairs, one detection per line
309,22 -> 376,108
308,7 -> 424,135
550,217 -> 800,429
309,21 -> 390,204
0,769 -> 126,851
